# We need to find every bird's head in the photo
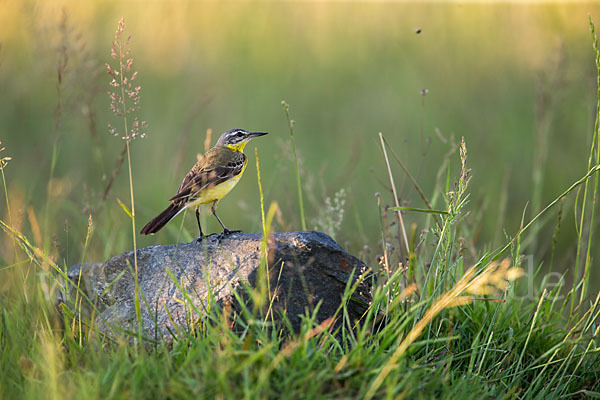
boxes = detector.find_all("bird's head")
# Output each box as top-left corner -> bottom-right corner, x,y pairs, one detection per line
216,128 -> 268,151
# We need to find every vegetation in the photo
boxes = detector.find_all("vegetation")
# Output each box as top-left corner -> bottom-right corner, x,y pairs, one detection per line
1,3 -> 600,399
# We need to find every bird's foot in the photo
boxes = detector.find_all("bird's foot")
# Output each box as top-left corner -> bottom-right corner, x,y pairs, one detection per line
218,229 -> 242,240
195,233 -> 221,243
221,229 -> 242,236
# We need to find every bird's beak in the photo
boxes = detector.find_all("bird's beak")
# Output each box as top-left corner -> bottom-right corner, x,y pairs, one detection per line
249,131 -> 268,138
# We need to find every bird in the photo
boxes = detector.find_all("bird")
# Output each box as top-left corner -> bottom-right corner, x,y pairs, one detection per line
140,128 -> 268,239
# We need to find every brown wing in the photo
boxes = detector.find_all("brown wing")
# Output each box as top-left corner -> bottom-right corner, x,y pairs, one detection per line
169,147 -> 246,204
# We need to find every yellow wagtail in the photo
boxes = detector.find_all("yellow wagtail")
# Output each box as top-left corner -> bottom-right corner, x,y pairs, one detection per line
140,128 -> 268,239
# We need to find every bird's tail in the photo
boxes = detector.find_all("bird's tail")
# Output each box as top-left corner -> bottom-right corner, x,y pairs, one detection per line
140,203 -> 182,235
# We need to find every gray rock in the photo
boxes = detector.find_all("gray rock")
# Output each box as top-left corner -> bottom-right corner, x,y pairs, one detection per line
58,231 -> 372,343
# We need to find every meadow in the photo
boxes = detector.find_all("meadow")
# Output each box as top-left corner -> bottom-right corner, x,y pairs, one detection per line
1,1 -> 600,398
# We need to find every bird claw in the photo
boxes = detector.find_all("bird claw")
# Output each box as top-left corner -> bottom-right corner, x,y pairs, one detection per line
195,231 -> 240,243
195,233 -> 221,243
217,229 -> 242,241
221,229 -> 242,237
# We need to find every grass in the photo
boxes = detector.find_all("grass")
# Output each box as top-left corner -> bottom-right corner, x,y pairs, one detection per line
1,10 -> 600,400
106,18 -> 147,343
282,100 -> 307,232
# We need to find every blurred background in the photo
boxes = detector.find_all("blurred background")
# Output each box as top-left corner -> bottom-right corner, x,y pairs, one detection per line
1,1 -> 599,293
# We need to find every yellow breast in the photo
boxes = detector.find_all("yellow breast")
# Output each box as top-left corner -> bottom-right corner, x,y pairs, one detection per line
189,161 -> 247,207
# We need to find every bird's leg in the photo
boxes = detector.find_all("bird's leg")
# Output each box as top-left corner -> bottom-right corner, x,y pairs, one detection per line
195,207 -> 205,242
211,200 -> 241,236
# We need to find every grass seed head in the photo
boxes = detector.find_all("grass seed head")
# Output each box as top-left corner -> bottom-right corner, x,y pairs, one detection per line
106,18 -> 147,141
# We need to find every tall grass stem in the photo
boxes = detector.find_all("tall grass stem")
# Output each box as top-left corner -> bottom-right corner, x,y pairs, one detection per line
281,101 -> 307,231
378,133 -> 410,258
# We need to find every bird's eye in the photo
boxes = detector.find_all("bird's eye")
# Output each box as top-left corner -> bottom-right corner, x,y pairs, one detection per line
236,132 -> 244,137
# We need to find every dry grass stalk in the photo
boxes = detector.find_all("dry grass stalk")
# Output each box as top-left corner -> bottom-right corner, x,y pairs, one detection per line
379,132 -> 410,259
